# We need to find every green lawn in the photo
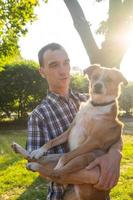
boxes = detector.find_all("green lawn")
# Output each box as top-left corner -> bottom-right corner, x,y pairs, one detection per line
0,130 -> 47,200
0,129 -> 133,200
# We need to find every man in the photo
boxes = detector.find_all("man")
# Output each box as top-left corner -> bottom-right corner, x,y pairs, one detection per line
26,43 -> 122,200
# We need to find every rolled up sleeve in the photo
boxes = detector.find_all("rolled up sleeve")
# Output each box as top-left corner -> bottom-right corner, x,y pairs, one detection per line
26,113 -> 45,153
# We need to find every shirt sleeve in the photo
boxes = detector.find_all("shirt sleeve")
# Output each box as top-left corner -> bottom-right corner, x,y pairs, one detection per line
26,113 -> 46,153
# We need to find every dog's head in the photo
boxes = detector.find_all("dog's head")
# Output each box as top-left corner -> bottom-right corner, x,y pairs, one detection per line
84,64 -> 128,104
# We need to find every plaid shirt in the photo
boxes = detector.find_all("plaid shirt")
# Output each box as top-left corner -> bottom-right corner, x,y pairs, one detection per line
27,90 -> 84,200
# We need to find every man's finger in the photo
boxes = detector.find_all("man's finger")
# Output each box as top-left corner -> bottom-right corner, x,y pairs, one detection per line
95,167 -> 118,191
94,166 -> 111,190
103,166 -> 119,189
86,158 -> 100,170
107,170 -> 119,189
98,172 -> 115,190
94,175 -> 106,190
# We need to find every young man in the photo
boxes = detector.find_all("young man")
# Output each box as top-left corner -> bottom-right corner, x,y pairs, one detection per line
26,43 -> 122,200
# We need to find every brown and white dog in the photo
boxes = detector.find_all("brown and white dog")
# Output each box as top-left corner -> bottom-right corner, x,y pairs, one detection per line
12,64 -> 128,200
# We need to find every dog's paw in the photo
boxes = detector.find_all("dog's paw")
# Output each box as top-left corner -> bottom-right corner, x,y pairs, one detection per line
30,148 -> 45,159
26,162 -> 40,172
11,142 -> 20,153
11,142 -> 31,159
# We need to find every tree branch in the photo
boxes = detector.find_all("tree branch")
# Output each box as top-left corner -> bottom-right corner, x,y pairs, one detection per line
63,0 -> 100,63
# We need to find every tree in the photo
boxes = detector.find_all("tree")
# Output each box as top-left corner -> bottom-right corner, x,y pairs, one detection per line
0,0 -> 38,68
0,61 -> 48,118
63,0 -> 133,68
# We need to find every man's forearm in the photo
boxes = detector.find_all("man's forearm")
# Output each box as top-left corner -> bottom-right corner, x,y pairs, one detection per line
108,137 -> 123,156
40,166 -> 100,185
57,137 -> 122,185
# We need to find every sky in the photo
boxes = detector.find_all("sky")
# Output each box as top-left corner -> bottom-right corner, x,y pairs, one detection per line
19,0 -> 133,81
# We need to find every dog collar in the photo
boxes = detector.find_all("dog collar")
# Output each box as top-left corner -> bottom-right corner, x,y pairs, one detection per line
91,100 -> 115,107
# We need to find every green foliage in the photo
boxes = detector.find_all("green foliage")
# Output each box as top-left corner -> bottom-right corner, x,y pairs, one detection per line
0,60 -> 48,118
0,54 -> 22,71
70,74 -> 88,93
0,0 -> 38,60
119,82 -> 133,116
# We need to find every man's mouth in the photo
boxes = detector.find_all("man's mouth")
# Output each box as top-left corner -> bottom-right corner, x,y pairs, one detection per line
60,77 -> 69,80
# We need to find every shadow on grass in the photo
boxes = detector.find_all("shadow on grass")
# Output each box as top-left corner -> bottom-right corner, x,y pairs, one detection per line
17,176 -> 48,200
0,118 -> 27,131
129,192 -> 133,199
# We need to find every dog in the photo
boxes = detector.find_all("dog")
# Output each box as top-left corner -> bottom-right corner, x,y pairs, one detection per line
12,64 -> 128,200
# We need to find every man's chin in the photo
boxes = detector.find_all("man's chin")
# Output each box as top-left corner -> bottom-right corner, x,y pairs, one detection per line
60,79 -> 70,86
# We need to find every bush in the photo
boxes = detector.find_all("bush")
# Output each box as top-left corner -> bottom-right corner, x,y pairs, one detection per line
0,60 -> 48,118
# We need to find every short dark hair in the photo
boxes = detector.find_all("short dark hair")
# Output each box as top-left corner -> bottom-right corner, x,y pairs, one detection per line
38,43 -> 65,67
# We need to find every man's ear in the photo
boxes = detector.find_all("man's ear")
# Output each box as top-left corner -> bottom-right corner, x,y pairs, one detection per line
84,64 -> 101,78
39,67 -> 46,79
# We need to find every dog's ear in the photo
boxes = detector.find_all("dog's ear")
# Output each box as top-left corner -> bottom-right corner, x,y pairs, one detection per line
117,70 -> 128,86
84,64 -> 101,78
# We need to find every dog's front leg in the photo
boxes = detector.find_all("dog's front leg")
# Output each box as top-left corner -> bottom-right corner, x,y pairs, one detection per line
55,138 -> 101,170
26,154 -> 101,185
30,127 -> 71,159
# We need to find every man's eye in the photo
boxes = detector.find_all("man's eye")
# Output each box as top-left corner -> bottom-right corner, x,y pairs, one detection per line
64,60 -> 70,65
50,63 -> 58,68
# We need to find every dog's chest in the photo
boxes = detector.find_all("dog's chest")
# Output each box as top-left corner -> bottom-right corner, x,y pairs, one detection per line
68,101 -> 112,150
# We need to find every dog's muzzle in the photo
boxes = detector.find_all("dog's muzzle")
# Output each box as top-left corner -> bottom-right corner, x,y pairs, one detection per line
93,83 -> 103,94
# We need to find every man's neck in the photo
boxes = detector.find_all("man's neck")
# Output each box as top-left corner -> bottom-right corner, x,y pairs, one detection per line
49,88 -> 69,97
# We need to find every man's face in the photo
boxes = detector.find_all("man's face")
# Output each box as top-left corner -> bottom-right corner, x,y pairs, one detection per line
39,49 -> 70,93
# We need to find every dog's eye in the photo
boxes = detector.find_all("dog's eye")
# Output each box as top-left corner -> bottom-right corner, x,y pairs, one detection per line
104,76 -> 112,83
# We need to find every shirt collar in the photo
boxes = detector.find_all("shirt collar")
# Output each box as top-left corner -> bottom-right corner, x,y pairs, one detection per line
46,90 -> 76,102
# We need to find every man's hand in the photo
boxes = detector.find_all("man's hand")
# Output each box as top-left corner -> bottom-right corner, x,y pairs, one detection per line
54,154 -> 68,169
86,149 -> 122,191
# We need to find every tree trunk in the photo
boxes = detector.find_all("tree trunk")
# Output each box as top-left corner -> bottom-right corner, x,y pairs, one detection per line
64,0 -> 100,64
63,0 -> 129,68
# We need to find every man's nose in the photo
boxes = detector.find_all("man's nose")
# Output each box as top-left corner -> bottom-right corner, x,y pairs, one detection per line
59,64 -> 69,74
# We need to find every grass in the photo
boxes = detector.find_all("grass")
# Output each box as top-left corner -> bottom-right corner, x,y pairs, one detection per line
0,130 -> 47,200
110,134 -> 133,200
0,129 -> 133,200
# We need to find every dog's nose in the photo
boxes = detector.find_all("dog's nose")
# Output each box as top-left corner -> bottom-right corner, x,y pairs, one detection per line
93,83 -> 103,94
